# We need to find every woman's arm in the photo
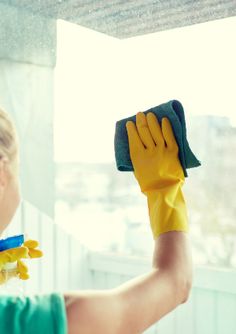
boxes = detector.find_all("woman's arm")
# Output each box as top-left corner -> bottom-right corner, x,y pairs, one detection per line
64,112 -> 193,333
64,231 -> 192,334
113,231 -> 192,333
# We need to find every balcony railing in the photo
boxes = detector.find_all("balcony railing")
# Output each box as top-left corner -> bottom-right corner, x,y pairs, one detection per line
3,200 -> 236,334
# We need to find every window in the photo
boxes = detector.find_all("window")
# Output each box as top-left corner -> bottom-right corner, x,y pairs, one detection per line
54,16 -> 236,268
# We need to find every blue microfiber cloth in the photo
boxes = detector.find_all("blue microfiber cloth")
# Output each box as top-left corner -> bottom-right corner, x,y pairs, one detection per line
114,99 -> 201,177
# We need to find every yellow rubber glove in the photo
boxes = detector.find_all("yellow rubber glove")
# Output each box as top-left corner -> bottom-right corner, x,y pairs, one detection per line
126,112 -> 189,239
23,239 -> 43,259
0,246 -> 29,284
17,259 -> 30,280
0,239 -> 43,284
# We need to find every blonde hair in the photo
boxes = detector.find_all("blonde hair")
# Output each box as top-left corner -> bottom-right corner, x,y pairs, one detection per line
0,107 -> 19,174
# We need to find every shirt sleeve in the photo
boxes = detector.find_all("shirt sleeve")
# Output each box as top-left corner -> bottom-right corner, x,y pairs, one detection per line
0,292 -> 67,334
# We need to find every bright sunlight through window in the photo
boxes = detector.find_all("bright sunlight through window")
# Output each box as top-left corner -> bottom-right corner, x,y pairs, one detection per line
54,16 -> 236,268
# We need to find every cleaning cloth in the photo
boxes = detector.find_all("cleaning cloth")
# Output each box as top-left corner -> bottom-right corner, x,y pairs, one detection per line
114,99 -> 201,177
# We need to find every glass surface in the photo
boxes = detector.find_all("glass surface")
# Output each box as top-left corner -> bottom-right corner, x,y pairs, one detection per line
52,16 -> 236,268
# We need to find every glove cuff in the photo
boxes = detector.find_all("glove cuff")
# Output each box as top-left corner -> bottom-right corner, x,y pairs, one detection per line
146,183 -> 189,240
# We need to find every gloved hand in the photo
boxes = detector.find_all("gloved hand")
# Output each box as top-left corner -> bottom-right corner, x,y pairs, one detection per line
17,239 -> 43,280
0,246 -> 28,284
0,239 -> 43,284
23,239 -> 43,259
126,112 -> 189,239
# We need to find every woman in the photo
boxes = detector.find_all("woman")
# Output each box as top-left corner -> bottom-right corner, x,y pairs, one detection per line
0,107 -> 193,334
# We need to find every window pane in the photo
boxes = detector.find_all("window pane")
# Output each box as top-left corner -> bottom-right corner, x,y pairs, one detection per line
55,17 -> 236,268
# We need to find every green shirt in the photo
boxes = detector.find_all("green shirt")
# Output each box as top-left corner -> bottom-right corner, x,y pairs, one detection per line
0,293 -> 67,334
